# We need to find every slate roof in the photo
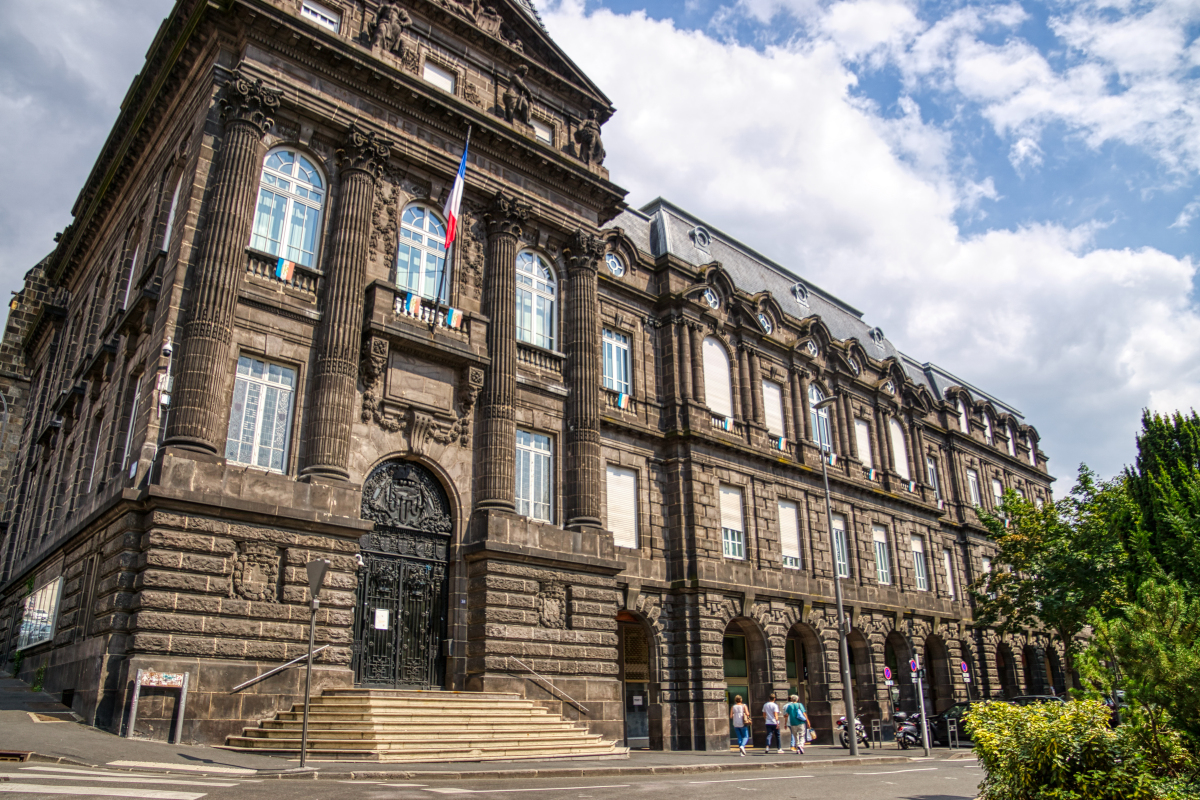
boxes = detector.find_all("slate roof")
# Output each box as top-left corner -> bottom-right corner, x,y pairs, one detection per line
512,0 -> 547,32
606,198 -> 1025,421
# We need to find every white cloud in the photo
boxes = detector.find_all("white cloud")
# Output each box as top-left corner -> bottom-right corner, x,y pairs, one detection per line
1170,199 -> 1200,229
541,0 -> 1200,478
1009,136 -> 1044,173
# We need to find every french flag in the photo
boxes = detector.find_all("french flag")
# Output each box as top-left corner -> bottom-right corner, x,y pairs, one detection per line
442,135 -> 470,248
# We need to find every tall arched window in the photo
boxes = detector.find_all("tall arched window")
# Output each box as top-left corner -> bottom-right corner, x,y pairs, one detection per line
888,417 -> 910,480
516,250 -> 556,349
396,204 -> 448,302
250,148 -> 325,268
701,336 -> 733,418
809,385 -> 833,450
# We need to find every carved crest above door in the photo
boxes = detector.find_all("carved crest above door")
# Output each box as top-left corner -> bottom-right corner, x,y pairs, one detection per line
361,460 -> 452,535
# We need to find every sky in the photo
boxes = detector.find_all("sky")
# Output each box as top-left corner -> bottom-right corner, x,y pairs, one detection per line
0,0 -> 1197,483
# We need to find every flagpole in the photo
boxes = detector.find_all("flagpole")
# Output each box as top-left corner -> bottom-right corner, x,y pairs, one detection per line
432,125 -> 471,332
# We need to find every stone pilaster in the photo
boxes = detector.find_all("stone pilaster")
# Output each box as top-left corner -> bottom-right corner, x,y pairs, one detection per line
562,230 -> 604,530
794,367 -> 810,441
747,348 -> 763,427
474,192 -> 529,512
736,343 -> 751,422
302,125 -> 391,479
166,71 -> 280,453
675,319 -> 691,402
688,322 -> 705,405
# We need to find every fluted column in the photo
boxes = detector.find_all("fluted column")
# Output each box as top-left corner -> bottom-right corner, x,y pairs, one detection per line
563,230 -> 604,529
736,343 -> 751,421
688,322 -> 706,404
747,348 -> 764,426
791,367 -> 807,442
302,125 -> 391,479
676,319 -> 691,402
166,70 -> 280,452
475,192 -> 529,511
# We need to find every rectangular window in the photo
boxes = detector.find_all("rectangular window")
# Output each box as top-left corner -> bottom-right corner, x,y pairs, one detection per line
606,464 -> 637,548
16,578 -> 63,650
779,499 -> 801,568
967,469 -> 981,506
854,419 -> 873,468
121,242 -> 140,309
120,376 -> 142,470
926,456 -> 940,501
889,417 -> 910,480
301,0 -> 341,32
1028,435 -> 1037,466
982,556 -> 995,598
162,175 -> 182,250
224,356 -> 296,473
872,524 -> 891,585
86,413 -> 107,493
831,512 -> 849,578
531,118 -> 553,144
762,380 -> 785,436
516,430 -> 553,522
992,478 -> 1004,508
423,61 -> 456,93
602,329 -> 631,394
943,547 -> 956,598
911,535 -> 928,591
719,484 -> 745,560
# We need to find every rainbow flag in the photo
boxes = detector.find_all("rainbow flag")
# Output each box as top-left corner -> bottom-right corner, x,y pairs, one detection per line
275,258 -> 296,280
867,468 -> 877,481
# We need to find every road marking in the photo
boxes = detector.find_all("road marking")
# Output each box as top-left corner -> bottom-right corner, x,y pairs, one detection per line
16,771 -> 238,787
853,767 -> 939,775
424,785 -> 630,794
380,784 -> 429,788
107,761 -> 255,776
689,775 -> 814,784
0,784 -> 206,799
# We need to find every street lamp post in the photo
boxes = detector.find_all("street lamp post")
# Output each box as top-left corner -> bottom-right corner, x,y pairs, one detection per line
905,614 -> 932,757
814,395 -> 858,756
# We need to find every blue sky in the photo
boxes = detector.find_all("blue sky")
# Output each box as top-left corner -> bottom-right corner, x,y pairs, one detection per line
0,0 -> 1197,482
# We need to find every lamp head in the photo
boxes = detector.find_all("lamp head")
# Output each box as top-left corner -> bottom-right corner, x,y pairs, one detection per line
814,395 -> 839,411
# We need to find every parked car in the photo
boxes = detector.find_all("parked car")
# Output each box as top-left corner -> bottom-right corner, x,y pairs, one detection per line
1009,695 -> 1066,706
929,701 -> 973,744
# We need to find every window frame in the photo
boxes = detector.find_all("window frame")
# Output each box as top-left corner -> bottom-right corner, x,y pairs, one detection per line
854,418 -> 873,469
515,429 -> 554,523
911,535 -> 928,591
831,512 -> 850,578
943,547 -> 956,598
872,524 -> 891,585
809,385 -> 833,450
967,468 -> 982,506
249,147 -> 326,269
395,203 -> 450,303
888,417 -> 910,480
719,484 -> 745,560
301,0 -> 342,32
702,336 -> 734,419
602,328 -> 632,394
515,249 -> 557,350
762,378 -> 785,437
223,354 -> 299,474
422,60 -> 457,93
992,477 -> 1005,509
779,499 -> 801,569
926,456 -> 941,501
605,463 -> 638,549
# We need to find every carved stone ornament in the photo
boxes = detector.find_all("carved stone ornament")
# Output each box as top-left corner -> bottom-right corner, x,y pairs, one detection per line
502,65 -> 533,126
361,459 -> 453,535
360,336 -> 390,423
565,228 -> 604,273
220,69 -> 281,135
371,1 -> 412,58
230,542 -> 281,602
338,124 -> 393,178
485,191 -> 531,237
536,581 -> 568,629
574,109 -> 606,166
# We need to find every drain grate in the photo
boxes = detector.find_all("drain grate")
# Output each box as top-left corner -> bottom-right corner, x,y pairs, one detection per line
0,752 -> 31,762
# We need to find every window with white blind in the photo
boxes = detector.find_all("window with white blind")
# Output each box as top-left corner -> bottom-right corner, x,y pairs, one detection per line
779,500 -> 801,568
423,61 -> 456,93
943,547 -> 956,598
926,456 -> 940,501
719,484 -> 745,559
889,417 -> 910,480
606,464 -> 638,548
958,398 -> 970,432
516,430 -> 553,522
1007,424 -> 1017,457
984,414 -> 994,445
992,477 -> 1004,508
911,535 -> 928,591
872,525 -> 891,584
602,329 -> 631,394
224,356 -> 296,473
855,419 -> 873,468
809,385 -> 833,450
120,376 -> 142,470
967,469 -> 982,505
831,512 -> 850,578
1027,435 -> 1037,466
301,0 -> 341,32
703,337 -> 733,419
762,380 -> 785,436
162,175 -> 182,250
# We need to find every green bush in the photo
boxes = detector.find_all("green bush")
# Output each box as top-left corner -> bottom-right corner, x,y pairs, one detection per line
967,699 -> 1159,799
31,662 -> 46,692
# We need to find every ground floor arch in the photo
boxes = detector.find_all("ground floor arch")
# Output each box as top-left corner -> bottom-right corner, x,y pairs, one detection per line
786,622 -> 832,739
1045,647 -> 1067,696
846,629 -> 880,726
884,630 -> 914,716
617,610 -> 661,749
996,643 -> 1021,699
724,617 -> 772,746
925,634 -> 955,714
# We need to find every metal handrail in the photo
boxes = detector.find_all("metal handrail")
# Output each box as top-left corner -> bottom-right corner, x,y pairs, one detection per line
231,645 -> 329,693
506,656 -> 588,715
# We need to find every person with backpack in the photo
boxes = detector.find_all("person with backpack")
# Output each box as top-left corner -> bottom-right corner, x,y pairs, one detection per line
730,694 -> 751,756
784,694 -> 809,754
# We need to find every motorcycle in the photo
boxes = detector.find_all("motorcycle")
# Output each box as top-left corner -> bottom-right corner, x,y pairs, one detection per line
836,715 -> 871,749
893,711 -> 940,749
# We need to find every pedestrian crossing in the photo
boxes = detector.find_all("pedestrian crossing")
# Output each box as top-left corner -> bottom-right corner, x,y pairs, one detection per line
0,765 -> 247,799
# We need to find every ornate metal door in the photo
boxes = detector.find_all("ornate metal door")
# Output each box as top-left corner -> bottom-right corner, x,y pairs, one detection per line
353,461 -> 451,689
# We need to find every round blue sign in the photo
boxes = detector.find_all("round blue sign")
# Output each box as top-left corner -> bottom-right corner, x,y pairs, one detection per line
961,661 -> 970,673
883,666 -> 893,681
909,659 -> 918,672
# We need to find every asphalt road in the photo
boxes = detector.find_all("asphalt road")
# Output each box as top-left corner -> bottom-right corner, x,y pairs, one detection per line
0,759 -> 983,800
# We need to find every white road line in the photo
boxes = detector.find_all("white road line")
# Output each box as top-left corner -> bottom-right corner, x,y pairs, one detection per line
22,767 -> 174,778
424,785 -> 631,794
16,772 -> 238,787
853,767 -> 939,775
689,775 -> 814,784
380,785 -> 429,788
107,761 -> 255,776
0,784 -> 206,800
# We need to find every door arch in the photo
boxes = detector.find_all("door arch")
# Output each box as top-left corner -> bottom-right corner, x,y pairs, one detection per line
353,460 -> 452,688
884,631 -> 913,715
617,610 -> 659,749
925,635 -> 955,714
1046,648 -> 1067,696
786,622 -> 831,739
724,617 -> 770,746
995,643 -> 1020,699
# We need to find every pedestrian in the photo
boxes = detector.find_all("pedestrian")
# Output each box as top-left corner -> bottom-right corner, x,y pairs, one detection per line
784,694 -> 809,754
762,693 -> 781,753
730,695 -> 751,756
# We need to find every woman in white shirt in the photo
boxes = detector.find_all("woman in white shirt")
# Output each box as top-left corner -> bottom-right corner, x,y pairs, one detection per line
730,695 -> 751,756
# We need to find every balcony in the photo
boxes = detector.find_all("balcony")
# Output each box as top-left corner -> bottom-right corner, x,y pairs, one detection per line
516,342 -> 564,378
710,414 -> 744,436
245,248 -> 321,298
604,389 -> 634,413
394,291 -> 469,337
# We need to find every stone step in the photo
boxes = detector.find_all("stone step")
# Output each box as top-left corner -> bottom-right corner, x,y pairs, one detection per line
237,730 -> 605,745
215,745 -> 629,764
273,711 -> 556,723
322,689 -> 522,700
262,719 -> 579,731
304,698 -> 545,710
225,735 -> 613,753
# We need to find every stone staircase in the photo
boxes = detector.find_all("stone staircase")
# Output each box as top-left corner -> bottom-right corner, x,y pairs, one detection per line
220,688 -> 628,762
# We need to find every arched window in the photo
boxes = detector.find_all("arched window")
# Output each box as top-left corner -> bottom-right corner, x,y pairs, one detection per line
250,148 -> 324,268
396,204 -> 448,302
809,385 -> 833,450
984,413 -> 995,446
516,250 -> 556,349
957,397 -> 970,433
1007,424 -> 1017,457
701,337 -> 733,418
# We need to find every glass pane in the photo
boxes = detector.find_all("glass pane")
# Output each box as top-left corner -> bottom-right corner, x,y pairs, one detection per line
250,189 -> 287,254
225,378 -> 249,461
286,202 -> 320,267
238,382 -> 261,464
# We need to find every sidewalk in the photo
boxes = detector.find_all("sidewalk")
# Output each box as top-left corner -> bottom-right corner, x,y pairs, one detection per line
0,672 -> 974,780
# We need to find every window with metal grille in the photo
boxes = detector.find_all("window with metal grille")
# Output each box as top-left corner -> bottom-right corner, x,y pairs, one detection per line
224,356 -> 297,473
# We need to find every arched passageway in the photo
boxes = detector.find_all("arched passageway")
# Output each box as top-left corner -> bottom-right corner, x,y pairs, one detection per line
1022,645 -> 1046,695
846,629 -> 879,727
1045,648 -> 1067,696
786,623 -> 831,740
925,635 -> 955,714
996,643 -> 1021,699
884,631 -> 913,716
617,610 -> 660,749
724,617 -> 771,746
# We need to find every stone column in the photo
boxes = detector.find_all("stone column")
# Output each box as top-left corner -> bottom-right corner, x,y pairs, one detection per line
676,319 -> 691,403
736,344 -> 751,422
563,230 -> 604,530
688,322 -> 706,404
747,348 -> 764,427
166,71 -> 280,453
302,125 -> 391,479
834,384 -> 851,456
474,192 -> 529,512
794,368 -> 811,441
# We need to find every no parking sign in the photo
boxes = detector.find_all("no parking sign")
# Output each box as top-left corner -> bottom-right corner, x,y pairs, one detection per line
883,666 -> 893,686
961,660 -> 971,683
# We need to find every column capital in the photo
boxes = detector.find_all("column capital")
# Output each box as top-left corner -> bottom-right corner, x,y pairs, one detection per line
337,123 -> 392,178
485,191 -> 531,238
563,228 -> 604,274
220,69 -> 281,135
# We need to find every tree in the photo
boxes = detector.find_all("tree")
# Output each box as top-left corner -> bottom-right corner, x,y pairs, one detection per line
972,466 -> 1128,686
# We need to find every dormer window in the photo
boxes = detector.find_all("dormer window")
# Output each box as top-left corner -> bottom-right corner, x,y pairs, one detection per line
301,0 -> 341,33
792,283 -> 809,306
884,381 -> 895,395
702,288 -> 720,309
690,226 -> 711,250
805,340 -> 818,357
756,313 -> 773,334
605,253 -> 625,277
423,61 -> 456,93
531,118 -> 553,145
869,327 -> 885,347
848,357 -> 860,375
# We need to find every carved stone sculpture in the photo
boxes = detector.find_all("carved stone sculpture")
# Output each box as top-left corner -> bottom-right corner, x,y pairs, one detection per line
502,65 -> 532,126
230,542 -> 281,602
371,1 -> 412,57
574,109 -> 606,166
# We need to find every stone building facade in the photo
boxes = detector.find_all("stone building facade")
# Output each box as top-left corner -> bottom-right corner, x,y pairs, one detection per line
0,0 -> 1060,750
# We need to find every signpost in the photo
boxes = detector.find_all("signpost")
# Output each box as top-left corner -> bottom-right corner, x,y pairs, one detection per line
126,670 -> 189,743
300,559 -> 331,769
961,660 -> 974,701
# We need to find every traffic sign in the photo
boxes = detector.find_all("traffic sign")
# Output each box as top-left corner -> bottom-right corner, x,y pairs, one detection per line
883,666 -> 893,681
960,661 -> 970,674
909,659 -> 918,672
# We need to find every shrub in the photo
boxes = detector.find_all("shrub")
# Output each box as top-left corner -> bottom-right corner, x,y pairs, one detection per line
31,662 -> 46,692
966,699 -> 1158,799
